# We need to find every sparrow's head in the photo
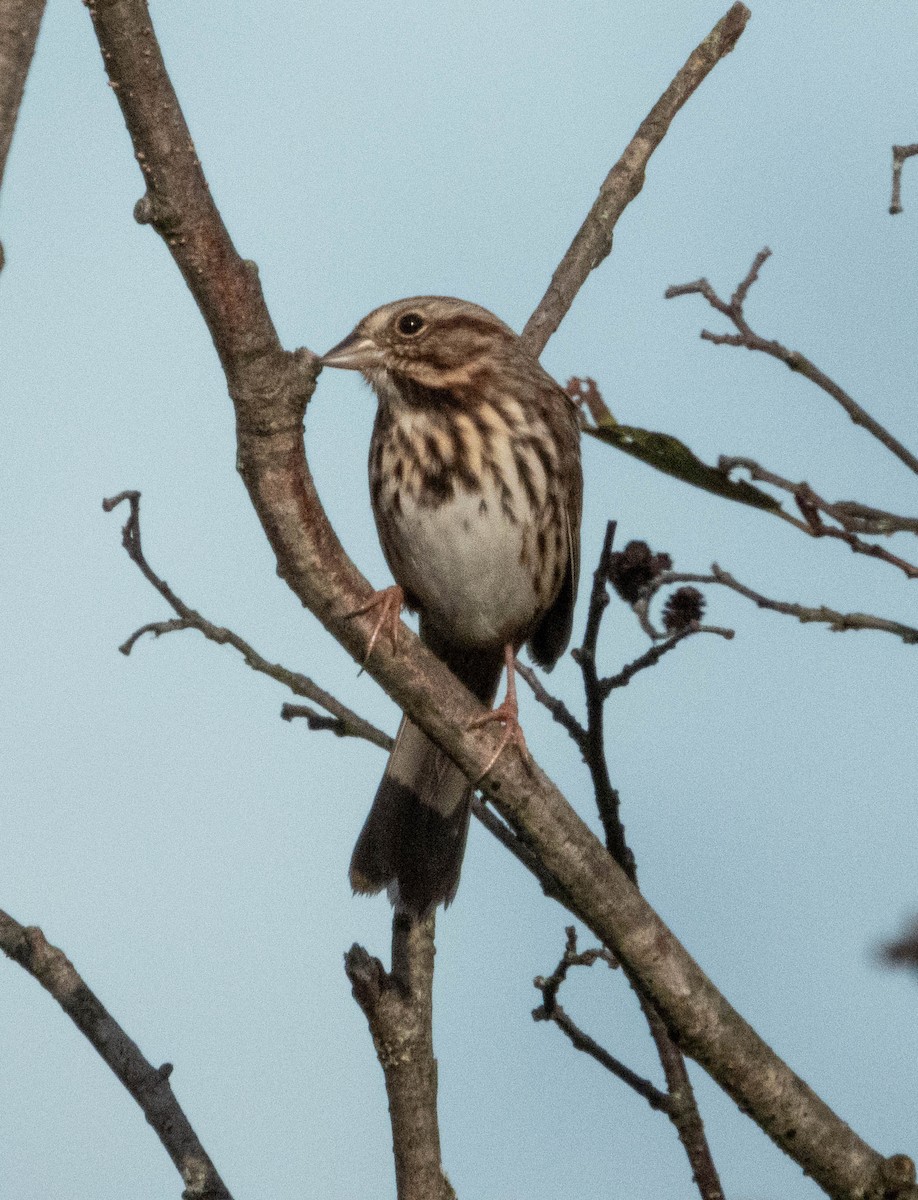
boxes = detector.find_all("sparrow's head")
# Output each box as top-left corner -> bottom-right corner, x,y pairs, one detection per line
320,296 -> 518,390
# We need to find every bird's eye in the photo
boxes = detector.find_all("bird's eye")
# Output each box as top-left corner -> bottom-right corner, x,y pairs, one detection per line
397,312 -> 426,337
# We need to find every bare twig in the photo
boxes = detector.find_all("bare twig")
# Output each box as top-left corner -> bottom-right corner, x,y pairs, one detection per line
666,248 -> 918,477
598,625 -> 730,696
514,661 -> 587,751
345,915 -> 455,1200
104,491 -> 392,750
646,566 -> 918,646
890,144 -> 918,215
533,928 -> 672,1111
567,527 -> 726,1200
0,0 -> 46,271
0,909 -> 231,1200
720,458 -> 918,539
86,4 -> 918,1194
717,458 -> 918,579
521,3 -> 750,356
573,523 -> 633,872
573,375 -> 918,571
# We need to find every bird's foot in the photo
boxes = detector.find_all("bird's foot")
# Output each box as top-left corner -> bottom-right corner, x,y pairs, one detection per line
468,647 -> 529,780
346,585 -> 404,667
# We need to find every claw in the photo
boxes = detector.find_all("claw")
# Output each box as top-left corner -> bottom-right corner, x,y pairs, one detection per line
346,585 -> 404,668
467,644 -> 529,780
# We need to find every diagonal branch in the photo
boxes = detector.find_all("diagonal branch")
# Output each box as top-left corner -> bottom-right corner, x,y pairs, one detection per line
666,248 -> 918,477
0,0 -> 46,271
0,909 -> 232,1200
521,3 -> 750,357
84,4 -> 918,1197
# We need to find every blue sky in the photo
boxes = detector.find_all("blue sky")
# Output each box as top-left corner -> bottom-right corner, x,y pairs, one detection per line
2,2 -> 917,1197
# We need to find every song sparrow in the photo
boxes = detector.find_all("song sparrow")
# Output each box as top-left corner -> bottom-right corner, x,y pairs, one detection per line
322,297 -> 582,916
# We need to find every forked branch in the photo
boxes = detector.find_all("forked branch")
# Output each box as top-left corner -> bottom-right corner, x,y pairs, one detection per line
666,248 -> 918,478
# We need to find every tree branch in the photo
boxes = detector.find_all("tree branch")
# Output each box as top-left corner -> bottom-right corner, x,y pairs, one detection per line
103,490 -> 392,750
575,376 -> 918,577
666,248 -> 918,478
0,0 -> 46,271
648,566 -> 918,646
719,458 -> 918,542
533,927 -> 672,1112
345,915 -> 455,1200
890,143 -> 918,215
84,3 -> 918,1196
565,526 -> 725,1200
521,3 -> 750,357
0,909 -> 232,1200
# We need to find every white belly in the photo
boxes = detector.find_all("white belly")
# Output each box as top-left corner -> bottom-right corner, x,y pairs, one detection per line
384,478 -> 540,648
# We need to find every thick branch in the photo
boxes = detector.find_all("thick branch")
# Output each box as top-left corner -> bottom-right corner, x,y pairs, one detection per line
345,916 -> 455,1200
0,0 -> 46,271
0,909 -> 231,1200
666,248 -> 918,478
86,4 -> 918,1196
521,3 -> 749,356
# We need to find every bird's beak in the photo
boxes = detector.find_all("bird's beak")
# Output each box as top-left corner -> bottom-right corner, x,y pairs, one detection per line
320,331 -> 384,371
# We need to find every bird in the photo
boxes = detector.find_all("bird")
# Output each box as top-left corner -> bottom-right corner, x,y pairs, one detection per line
321,296 -> 582,917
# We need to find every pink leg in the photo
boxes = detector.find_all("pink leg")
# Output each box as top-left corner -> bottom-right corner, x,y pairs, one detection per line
467,643 -> 528,778
346,584 -> 404,665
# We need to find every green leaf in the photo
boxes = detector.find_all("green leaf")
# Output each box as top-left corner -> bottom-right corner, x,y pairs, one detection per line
586,420 -> 781,512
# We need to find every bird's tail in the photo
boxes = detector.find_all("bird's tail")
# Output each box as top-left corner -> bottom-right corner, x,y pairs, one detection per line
349,631 -> 502,917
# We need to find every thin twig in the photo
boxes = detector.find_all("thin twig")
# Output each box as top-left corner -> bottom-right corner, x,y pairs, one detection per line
717,458 -> 918,579
573,375 -> 918,572
567,527 -> 726,1200
719,458 -> 918,539
514,661 -> 587,751
666,248 -> 918,478
598,625 -> 731,696
890,144 -> 918,215
0,909 -> 231,1200
470,797 -> 582,913
0,0 -> 47,271
521,3 -> 750,356
573,522 -> 634,875
104,491 -> 392,749
647,567 -> 918,645
533,928 -> 672,1112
